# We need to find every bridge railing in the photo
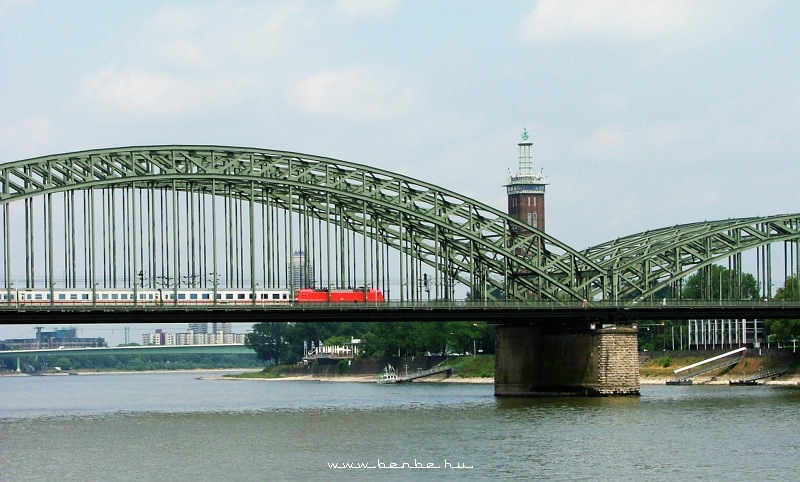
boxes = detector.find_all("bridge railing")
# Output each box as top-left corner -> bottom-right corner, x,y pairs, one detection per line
1,299 -> 799,311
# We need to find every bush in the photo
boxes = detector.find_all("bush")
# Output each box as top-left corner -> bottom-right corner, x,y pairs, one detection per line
659,356 -> 672,368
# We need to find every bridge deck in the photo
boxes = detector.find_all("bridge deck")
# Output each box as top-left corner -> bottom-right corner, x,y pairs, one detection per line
1,301 -> 799,324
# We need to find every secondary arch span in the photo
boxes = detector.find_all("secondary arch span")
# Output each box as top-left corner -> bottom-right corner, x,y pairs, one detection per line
583,214 -> 800,301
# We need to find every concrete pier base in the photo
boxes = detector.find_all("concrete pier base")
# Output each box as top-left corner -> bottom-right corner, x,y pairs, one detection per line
494,324 -> 640,396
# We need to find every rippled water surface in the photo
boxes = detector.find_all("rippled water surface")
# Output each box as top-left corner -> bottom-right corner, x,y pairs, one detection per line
2,373 -> 799,481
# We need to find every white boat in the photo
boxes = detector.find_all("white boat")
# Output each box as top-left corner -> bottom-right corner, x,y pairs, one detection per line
376,364 -> 399,384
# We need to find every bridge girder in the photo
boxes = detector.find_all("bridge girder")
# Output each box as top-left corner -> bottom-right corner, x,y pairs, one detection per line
2,146 -> 796,304
0,146 -> 605,301
583,214 -> 800,301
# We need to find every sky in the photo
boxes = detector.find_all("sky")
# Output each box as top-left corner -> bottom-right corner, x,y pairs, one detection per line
1,0 -> 798,346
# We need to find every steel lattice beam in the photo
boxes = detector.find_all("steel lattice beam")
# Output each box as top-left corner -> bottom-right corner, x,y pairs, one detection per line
0,146 -> 605,301
582,214 -> 800,301
3,146 -> 796,304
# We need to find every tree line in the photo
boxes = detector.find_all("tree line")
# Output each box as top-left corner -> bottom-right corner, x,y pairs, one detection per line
0,353 -> 263,372
245,320 -> 494,365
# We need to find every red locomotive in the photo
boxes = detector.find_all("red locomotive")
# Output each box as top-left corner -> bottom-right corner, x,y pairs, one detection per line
296,288 -> 385,303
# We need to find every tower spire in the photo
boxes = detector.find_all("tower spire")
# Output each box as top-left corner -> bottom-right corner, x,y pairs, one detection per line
505,128 -> 548,233
518,128 -> 534,176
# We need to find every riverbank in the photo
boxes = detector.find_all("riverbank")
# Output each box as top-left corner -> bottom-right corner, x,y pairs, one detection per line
0,368 -> 263,377
212,372 -> 493,383
640,348 -> 800,385
227,349 -> 800,386
640,373 -> 800,385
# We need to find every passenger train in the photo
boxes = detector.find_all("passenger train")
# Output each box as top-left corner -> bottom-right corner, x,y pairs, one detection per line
1,287 -> 385,305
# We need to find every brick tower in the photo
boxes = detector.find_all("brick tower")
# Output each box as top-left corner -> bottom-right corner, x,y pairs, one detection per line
505,128 -> 547,234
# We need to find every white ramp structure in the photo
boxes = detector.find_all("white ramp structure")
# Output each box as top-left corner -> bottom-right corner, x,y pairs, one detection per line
667,347 -> 747,385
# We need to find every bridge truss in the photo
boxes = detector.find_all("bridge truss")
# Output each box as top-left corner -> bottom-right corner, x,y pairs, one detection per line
0,146 -> 797,304
0,146 -> 602,303
582,214 -> 800,302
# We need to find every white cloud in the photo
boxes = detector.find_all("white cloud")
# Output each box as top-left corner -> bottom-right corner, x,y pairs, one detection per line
517,0 -> 760,48
595,92 -> 629,113
335,0 -> 400,19
140,3 -> 313,69
0,115 -> 56,160
290,67 -> 423,121
0,0 -> 33,17
73,67 -> 251,119
582,122 -> 628,159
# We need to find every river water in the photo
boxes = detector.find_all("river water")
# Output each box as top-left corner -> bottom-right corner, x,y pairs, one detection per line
1,372 -> 798,481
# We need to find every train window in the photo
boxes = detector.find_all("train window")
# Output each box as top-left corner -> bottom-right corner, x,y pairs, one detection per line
101,294 -> 109,300
283,293 -> 288,299
139,294 -> 146,300
225,294 -> 233,300
58,294 -> 66,300
112,294 -> 118,300
70,294 -> 78,300
178,294 -> 186,300
272,293 -> 280,300
248,293 -> 253,300
35,294 -> 43,300
190,293 -> 198,300
202,293 -> 210,300
149,294 -> 154,300
237,293 -> 245,300
82,294 -> 89,300
121,294 -> 127,300
216,293 -> 222,299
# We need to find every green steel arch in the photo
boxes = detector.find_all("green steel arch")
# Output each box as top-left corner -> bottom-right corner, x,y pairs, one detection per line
0,145 -> 605,301
582,214 -> 800,301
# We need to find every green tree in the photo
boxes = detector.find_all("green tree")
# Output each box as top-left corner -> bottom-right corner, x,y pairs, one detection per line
682,264 -> 759,301
53,357 -> 72,370
246,322 -> 291,364
767,276 -> 800,344
323,335 -> 351,346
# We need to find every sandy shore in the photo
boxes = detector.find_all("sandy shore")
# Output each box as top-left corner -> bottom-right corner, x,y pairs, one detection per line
206,373 -> 494,384
640,374 -> 800,386
7,368 -> 797,387
216,372 -> 800,386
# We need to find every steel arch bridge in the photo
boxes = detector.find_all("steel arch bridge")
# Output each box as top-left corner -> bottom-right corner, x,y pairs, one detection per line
0,145 -> 797,304
582,214 -> 800,302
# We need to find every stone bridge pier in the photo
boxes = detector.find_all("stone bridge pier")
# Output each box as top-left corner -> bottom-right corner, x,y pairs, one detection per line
494,323 -> 640,396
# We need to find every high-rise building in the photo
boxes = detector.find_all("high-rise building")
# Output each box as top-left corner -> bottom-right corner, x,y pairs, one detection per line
505,128 -> 548,234
212,322 -> 231,334
290,251 -> 314,292
188,323 -> 208,334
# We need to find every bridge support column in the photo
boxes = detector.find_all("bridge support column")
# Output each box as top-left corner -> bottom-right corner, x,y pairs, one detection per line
494,324 -> 639,396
